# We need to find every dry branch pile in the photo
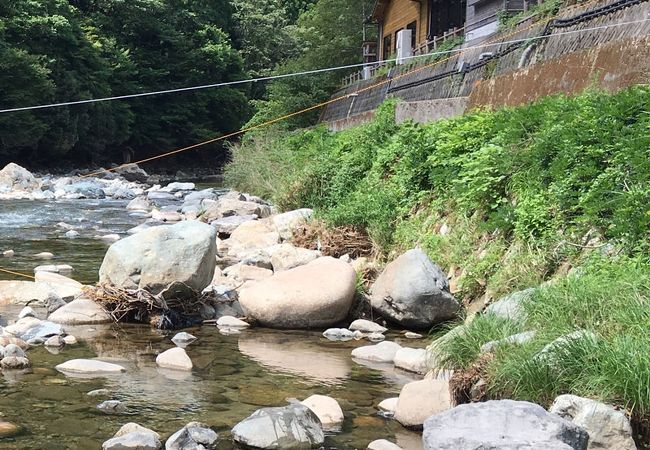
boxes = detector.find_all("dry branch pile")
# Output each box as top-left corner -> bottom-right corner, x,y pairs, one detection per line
292,220 -> 374,259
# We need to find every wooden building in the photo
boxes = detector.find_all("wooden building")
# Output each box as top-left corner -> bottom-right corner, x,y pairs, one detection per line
371,0 -> 467,61
370,0 -> 541,61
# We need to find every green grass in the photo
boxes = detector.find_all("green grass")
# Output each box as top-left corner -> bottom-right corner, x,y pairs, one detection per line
437,256 -> 650,416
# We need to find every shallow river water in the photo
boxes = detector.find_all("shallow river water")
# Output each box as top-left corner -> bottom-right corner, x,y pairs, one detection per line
0,200 -> 426,449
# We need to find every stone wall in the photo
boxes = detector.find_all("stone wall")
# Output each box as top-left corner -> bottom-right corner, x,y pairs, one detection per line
320,0 -> 650,130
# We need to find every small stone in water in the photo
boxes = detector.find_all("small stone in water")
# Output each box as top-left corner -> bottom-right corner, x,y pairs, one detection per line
2,250 -> 15,257
4,343 -> 26,358
216,315 -> 250,328
0,421 -> 22,438
1,356 -> 31,370
171,332 -> 196,347
97,400 -> 127,415
405,332 -> 423,339
63,335 -> 78,345
166,422 -> 218,450
323,328 -> 355,341
34,252 -> 54,259
367,333 -> 386,342
65,230 -> 79,238
26,337 -> 44,346
88,389 -> 111,397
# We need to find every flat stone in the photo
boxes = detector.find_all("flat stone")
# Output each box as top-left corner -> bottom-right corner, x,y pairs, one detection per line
156,347 -> 193,371
97,400 -> 127,415
395,379 -> 451,428
404,332 -> 423,339
18,306 -> 36,319
48,298 -> 112,325
351,341 -> 402,363
423,400 -> 589,450
4,317 -> 64,341
323,328 -> 355,341
393,348 -> 428,374
56,359 -> 126,375
349,319 -> 387,334
44,335 -> 65,347
171,332 -> 197,347
63,335 -> 78,345
0,421 -> 22,438
2,250 -> 15,258
114,423 -> 160,440
34,252 -> 54,259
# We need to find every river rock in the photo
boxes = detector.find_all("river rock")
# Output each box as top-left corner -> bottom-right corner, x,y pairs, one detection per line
0,336 -> 28,350
301,395 -> 344,429
44,335 -> 65,347
127,196 -> 152,211
151,209 -> 183,222
115,164 -> 149,183
211,214 -> 257,235
34,272 -> 83,296
423,400 -> 589,450
0,421 -> 22,438
269,243 -> 320,272
98,400 -> 127,415
394,379 -> 451,428
239,257 -> 356,329
323,328 -> 355,341
99,221 -> 217,295
368,440 -> 402,450
114,423 -> 160,440
165,422 -> 218,450
0,163 -> 39,191
48,298 -> 112,325
536,330 -> 598,365
65,230 -> 80,238
161,182 -> 195,193
549,394 -> 635,450
485,288 -> 535,322
351,341 -> 402,363
3,343 -> 26,358
1,356 -> 30,370
481,330 -> 536,353
393,348 -> 428,374
103,431 -> 162,450
56,359 -> 126,375
231,404 -> 324,449
226,220 -> 280,256
216,316 -> 249,328
4,317 -> 64,341
0,280 -> 72,306
349,319 -> 387,334
2,250 -> 15,257
64,181 -> 105,199
63,335 -> 78,345
171,332 -> 197,347
156,347 -> 192,371
34,252 -> 54,259
223,264 -> 273,283
18,306 -> 36,319
270,209 -> 313,240
370,249 -> 460,329
378,398 -> 399,414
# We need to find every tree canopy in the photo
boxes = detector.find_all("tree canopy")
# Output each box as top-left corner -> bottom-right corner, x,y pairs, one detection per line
0,0 -> 370,168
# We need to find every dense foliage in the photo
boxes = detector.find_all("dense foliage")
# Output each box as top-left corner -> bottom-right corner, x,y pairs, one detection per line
0,0 -> 367,167
225,86 -> 650,299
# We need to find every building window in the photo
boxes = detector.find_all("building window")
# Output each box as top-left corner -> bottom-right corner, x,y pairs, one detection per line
383,35 -> 392,60
406,21 -> 417,48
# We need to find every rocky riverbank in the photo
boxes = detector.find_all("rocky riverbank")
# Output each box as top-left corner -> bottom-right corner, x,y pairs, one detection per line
0,162 -> 640,449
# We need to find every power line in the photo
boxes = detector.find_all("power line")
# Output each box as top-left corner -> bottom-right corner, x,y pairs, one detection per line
1,16 -> 648,115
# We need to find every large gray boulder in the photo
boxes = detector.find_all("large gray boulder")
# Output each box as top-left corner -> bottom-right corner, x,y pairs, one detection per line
99,221 -> 217,295
549,395 -> 636,450
239,257 -> 356,329
423,400 -> 589,450
0,163 -> 39,191
231,404 -> 324,449
370,249 -> 459,329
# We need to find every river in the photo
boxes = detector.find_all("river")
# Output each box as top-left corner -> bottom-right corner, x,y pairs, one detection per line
0,199 -> 424,449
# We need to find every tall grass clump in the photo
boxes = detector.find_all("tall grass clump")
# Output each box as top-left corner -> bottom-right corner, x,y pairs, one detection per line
438,256 -> 650,417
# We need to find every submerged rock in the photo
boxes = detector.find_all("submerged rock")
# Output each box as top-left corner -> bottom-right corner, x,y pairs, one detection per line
99,221 -> 217,295
422,400 -> 589,450
231,404 -> 324,449
351,341 -> 402,363
56,359 -> 126,375
97,400 -> 127,415
239,257 -> 356,329
370,249 -> 459,329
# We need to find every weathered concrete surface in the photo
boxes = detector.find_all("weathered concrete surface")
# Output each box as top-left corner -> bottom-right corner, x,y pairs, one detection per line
395,98 -> 469,124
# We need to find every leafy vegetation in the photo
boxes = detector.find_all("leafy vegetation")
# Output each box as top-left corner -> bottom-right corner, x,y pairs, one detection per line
225,86 -> 650,301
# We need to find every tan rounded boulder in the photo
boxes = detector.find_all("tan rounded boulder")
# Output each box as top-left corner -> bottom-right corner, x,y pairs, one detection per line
239,257 -> 356,329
